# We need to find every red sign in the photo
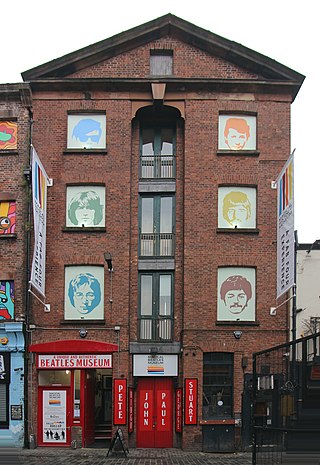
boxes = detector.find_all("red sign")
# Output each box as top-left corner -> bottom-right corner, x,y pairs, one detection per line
37,354 -> 112,369
128,388 -> 134,433
113,379 -> 127,425
139,389 -> 153,431
175,388 -> 182,432
184,378 -> 197,425
156,389 -> 170,431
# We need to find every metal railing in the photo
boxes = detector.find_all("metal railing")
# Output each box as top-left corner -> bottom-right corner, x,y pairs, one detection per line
140,154 -> 175,179
139,232 -> 174,257
139,317 -> 173,341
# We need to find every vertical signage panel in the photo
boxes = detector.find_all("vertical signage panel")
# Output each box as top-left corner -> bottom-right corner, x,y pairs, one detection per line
128,387 -> 134,433
139,389 -> 153,431
113,379 -> 127,425
175,388 -> 182,432
184,378 -> 198,425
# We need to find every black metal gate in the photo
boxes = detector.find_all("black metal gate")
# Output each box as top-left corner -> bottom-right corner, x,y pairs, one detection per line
252,332 -> 320,465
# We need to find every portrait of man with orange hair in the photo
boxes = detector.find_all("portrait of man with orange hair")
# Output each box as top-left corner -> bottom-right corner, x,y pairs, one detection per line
218,115 -> 256,151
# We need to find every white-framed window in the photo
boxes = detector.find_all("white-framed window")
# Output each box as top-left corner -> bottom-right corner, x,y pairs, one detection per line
67,114 -> 106,149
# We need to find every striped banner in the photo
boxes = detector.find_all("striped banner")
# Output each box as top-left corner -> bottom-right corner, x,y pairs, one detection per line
30,146 -> 49,297
277,153 -> 294,299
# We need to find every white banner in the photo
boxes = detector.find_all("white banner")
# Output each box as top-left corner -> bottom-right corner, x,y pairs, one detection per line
30,146 -> 49,297
277,154 -> 294,299
37,354 -> 112,369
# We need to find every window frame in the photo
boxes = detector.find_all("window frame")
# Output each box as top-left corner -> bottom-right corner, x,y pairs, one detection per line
66,112 -> 107,151
138,272 -> 174,341
150,50 -> 173,76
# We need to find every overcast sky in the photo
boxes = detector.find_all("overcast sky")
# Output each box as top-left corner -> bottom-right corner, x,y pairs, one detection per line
2,0 -> 318,243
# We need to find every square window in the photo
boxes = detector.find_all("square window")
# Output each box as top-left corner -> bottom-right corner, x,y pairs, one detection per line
66,186 -> 105,228
0,121 -> 17,150
218,187 -> 256,229
218,115 -> 256,151
64,266 -> 104,320
0,200 -> 16,235
150,50 -> 173,76
67,114 -> 106,149
217,267 -> 255,322
0,281 -> 14,320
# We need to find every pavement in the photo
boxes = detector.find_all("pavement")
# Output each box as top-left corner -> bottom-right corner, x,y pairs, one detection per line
1,447 -> 253,465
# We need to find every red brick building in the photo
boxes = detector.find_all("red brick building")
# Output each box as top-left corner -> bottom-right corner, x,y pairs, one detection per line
22,14 -> 304,451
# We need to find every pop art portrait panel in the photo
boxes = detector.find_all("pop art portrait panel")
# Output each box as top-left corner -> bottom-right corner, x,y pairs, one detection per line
0,201 -> 16,235
0,121 -> 17,150
67,114 -> 106,149
64,266 -> 104,320
66,186 -> 105,228
218,187 -> 256,229
0,281 -> 14,320
217,267 -> 255,321
218,115 -> 256,151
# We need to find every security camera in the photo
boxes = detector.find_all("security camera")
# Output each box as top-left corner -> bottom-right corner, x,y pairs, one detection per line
234,331 -> 242,339
79,329 -> 87,338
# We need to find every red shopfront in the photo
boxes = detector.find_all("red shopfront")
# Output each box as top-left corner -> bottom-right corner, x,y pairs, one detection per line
29,340 -> 118,448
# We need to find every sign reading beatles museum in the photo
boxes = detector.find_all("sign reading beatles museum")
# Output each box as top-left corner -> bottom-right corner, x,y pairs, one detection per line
37,354 -> 112,369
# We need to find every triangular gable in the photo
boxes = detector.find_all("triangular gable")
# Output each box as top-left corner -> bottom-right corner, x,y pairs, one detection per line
22,13 -> 304,86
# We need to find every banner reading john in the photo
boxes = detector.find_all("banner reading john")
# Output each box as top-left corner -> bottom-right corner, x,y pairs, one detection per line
30,146 -> 49,297
277,153 -> 294,299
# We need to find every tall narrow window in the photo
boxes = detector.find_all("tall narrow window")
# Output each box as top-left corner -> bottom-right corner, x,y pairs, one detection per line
203,353 -> 233,419
139,272 -> 173,341
150,50 -> 173,76
140,126 -> 175,179
139,195 -> 174,257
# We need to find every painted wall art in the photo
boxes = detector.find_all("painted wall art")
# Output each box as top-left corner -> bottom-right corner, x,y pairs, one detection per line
0,281 -> 14,320
67,114 -> 106,149
0,201 -> 16,235
218,115 -> 256,151
66,186 -> 105,228
218,187 -> 256,229
0,121 -> 17,150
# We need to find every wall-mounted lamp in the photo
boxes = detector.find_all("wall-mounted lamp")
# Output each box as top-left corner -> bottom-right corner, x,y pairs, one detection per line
79,329 -> 87,338
234,331 -> 242,339
104,252 -> 113,272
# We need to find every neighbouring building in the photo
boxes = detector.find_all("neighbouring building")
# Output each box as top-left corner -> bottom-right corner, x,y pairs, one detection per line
0,83 -> 32,447
21,14 -> 304,451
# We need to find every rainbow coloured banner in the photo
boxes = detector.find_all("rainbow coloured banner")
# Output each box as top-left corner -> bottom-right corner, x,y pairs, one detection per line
277,154 -> 294,299
30,146 -> 49,297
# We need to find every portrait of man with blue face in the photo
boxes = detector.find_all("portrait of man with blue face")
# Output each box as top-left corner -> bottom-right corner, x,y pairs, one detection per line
67,114 -> 106,149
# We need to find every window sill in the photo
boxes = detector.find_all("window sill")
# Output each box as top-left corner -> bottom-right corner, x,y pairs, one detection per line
0,234 -> 17,239
216,228 -> 259,234
217,150 -> 260,157
200,419 -> 235,425
216,320 -> 260,326
63,148 -> 108,155
60,319 -> 106,325
0,150 -> 18,156
62,227 -> 106,233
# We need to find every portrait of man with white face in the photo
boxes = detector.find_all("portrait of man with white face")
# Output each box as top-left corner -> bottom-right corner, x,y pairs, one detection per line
218,187 -> 256,229
218,115 -> 256,151
65,266 -> 104,320
66,186 -> 105,228
217,267 -> 255,321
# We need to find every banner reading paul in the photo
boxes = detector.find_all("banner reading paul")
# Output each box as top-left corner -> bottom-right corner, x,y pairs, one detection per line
277,154 -> 294,299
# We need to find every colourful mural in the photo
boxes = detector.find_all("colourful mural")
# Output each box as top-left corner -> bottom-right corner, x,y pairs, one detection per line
218,115 -> 256,150
0,121 -> 18,150
67,114 -> 106,149
0,201 -> 16,235
0,281 -> 14,320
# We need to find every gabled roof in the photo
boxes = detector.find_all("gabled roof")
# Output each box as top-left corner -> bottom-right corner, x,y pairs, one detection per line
22,14 -> 304,82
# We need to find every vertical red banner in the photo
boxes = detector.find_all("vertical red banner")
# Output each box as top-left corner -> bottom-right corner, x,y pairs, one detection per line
113,379 -> 127,425
156,389 -> 171,431
184,378 -> 198,425
139,388 -> 153,431
175,388 -> 182,432
128,387 -> 134,433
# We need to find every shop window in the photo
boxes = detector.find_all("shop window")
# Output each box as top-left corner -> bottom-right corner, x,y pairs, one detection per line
203,353 -> 233,419
139,272 -> 173,341
0,121 -> 17,150
0,200 -> 16,236
150,50 -> 173,76
64,265 -> 104,321
0,281 -> 14,321
66,185 -> 105,228
218,114 -> 256,151
218,187 -> 256,229
139,195 -> 175,257
217,267 -> 256,322
67,113 -> 106,149
38,370 -> 71,386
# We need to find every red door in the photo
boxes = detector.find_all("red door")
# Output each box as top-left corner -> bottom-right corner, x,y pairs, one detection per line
83,370 -> 95,447
38,387 -> 71,446
136,378 -> 173,448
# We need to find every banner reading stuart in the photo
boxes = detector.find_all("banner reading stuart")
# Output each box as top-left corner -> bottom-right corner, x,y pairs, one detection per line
31,146 -> 50,297
277,153 -> 294,299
